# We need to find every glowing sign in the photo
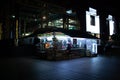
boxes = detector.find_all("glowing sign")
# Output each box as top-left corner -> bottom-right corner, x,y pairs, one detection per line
109,20 -> 114,35
86,7 -> 100,34
107,15 -> 115,35
89,7 -> 96,16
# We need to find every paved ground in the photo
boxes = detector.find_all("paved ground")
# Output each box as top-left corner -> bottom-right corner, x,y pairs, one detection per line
1,54 -> 120,80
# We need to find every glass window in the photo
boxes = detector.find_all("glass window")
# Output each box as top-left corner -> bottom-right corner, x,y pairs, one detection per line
90,15 -> 95,26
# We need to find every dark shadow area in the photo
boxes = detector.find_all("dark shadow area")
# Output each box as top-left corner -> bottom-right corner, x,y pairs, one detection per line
0,39 -> 36,57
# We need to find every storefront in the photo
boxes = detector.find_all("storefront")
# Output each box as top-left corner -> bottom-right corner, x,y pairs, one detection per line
20,28 -> 100,60
37,32 -> 98,54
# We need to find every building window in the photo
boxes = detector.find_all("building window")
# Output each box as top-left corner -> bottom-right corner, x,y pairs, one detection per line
90,15 -> 95,26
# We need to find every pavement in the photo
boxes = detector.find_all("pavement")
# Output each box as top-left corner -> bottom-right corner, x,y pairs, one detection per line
1,54 -> 120,80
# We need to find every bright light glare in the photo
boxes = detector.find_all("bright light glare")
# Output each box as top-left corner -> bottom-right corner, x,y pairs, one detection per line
92,43 -> 97,54
86,10 -> 100,34
43,16 -> 46,20
86,11 -> 91,32
66,10 -> 72,14
95,16 -> 100,33
109,20 -> 114,35
22,33 -> 31,36
12,15 -> 15,18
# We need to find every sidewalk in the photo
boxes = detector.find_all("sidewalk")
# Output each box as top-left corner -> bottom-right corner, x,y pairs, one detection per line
1,55 -> 120,80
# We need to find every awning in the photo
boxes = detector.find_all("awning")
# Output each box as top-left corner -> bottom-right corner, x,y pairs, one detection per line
25,27 -> 99,39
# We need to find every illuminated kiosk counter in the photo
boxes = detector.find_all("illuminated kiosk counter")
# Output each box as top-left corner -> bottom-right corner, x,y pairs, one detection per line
45,48 -> 86,60
35,32 -> 98,60
21,29 -> 99,60
39,46 -> 97,60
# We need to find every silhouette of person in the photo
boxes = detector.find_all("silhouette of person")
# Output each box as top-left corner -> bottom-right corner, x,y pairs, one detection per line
66,43 -> 71,54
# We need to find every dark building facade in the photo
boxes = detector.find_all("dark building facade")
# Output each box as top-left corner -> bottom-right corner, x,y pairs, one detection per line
0,0 -> 80,41
0,0 -> 119,46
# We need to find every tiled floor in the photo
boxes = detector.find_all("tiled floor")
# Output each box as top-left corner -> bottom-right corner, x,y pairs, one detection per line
1,55 -> 120,80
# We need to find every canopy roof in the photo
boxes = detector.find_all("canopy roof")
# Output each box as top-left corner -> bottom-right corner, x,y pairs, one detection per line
25,27 -> 99,39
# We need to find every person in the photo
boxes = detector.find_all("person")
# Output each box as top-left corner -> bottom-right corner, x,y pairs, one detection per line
66,43 -> 71,54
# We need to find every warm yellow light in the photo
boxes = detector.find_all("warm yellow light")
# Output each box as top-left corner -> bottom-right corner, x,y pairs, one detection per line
45,42 -> 50,48
43,16 -> 46,20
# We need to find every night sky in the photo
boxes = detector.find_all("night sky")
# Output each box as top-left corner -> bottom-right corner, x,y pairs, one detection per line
0,0 -> 119,21
41,0 -> 120,19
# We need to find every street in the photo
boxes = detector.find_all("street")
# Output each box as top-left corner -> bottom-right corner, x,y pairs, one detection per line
0,54 -> 120,80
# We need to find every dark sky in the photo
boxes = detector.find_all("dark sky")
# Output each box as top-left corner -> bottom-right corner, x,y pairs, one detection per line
0,0 -> 119,20
42,0 -> 120,18
43,0 -> 119,10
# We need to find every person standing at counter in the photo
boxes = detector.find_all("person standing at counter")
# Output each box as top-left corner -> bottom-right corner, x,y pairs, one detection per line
66,43 -> 72,54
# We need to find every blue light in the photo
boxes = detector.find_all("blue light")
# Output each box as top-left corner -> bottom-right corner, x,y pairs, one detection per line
66,10 -> 72,14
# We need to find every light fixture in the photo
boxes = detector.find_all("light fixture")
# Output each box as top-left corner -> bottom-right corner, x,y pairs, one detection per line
42,16 -> 46,20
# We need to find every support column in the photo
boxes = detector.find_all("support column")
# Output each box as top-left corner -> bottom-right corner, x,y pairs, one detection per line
23,18 -> 27,37
63,15 -> 66,29
15,19 -> 18,46
18,17 -> 22,38
66,18 -> 69,29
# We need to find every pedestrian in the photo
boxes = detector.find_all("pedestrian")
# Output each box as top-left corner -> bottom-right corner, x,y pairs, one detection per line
66,43 -> 71,54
